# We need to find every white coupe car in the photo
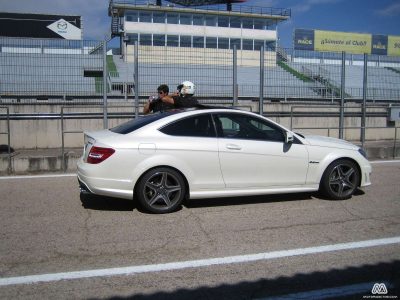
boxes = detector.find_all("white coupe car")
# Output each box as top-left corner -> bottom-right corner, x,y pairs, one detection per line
77,108 -> 371,213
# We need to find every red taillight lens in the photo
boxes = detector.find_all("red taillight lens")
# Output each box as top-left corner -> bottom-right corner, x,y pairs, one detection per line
87,146 -> 115,164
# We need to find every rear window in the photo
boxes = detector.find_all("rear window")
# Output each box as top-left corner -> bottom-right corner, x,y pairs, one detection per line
110,111 -> 177,134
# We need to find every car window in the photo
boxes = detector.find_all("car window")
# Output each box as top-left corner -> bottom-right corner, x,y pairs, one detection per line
110,111 -> 178,134
213,113 -> 285,142
159,114 -> 216,137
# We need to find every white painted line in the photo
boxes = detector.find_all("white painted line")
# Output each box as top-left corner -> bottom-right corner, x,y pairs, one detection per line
0,236 -> 399,287
370,160 -> 400,164
0,174 -> 76,180
259,281 -> 389,300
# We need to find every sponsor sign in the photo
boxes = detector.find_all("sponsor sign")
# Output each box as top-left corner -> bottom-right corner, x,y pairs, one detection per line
293,29 -> 314,51
0,12 -> 81,39
294,28 -> 400,56
371,35 -> 388,55
47,19 -> 81,40
388,35 -> 400,56
314,30 -> 371,54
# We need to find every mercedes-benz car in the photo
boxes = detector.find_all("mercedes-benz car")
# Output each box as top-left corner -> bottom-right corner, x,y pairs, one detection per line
77,108 -> 371,213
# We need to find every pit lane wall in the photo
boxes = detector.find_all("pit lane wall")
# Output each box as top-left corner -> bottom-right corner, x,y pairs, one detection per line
0,102 -> 399,150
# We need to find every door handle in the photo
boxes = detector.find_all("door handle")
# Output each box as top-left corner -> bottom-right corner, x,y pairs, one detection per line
226,144 -> 242,150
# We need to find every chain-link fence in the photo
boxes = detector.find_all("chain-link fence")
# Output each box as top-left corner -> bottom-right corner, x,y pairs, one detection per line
1,37 -> 400,104
0,37 -> 104,103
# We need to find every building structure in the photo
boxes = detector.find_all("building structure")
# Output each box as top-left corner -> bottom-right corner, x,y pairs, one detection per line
108,0 -> 290,63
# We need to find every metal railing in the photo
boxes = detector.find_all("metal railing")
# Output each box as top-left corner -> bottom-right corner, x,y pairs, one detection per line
60,105 -> 137,171
290,125 -> 399,158
0,107 -> 11,173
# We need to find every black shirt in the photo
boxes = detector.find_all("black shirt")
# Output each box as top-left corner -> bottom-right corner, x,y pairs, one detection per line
173,95 -> 199,108
149,98 -> 174,113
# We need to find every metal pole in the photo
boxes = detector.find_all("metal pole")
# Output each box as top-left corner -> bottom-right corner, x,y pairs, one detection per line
61,107 -> 65,172
259,45 -> 264,116
361,54 -> 368,147
103,40 -> 108,129
233,44 -> 238,105
134,40 -> 139,119
394,127 -> 398,159
339,51 -> 345,139
6,107 -> 11,174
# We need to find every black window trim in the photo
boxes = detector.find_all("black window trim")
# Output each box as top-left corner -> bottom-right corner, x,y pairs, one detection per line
211,112 -> 303,144
158,113 -> 217,138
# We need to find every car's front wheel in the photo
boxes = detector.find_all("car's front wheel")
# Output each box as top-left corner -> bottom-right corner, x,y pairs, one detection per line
320,159 -> 360,200
136,167 -> 186,213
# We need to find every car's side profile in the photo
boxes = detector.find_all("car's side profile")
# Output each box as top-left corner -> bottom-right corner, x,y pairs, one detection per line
77,108 -> 372,213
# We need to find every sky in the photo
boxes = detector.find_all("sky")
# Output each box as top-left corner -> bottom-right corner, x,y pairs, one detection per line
0,0 -> 399,48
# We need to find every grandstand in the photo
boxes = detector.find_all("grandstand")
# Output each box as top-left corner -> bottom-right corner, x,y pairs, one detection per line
0,1 -> 399,103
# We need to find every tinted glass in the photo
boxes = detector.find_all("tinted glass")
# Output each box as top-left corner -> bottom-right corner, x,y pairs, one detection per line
242,18 -> 253,29
193,15 -> 204,25
230,38 -> 241,50
205,16 -> 216,26
254,20 -> 265,29
206,37 -> 217,49
153,12 -> 165,23
167,35 -> 179,47
127,33 -> 138,45
139,12 -> 152,23
110,112 -> 177,134
218,16 -> 229,27
230,17 -> 241,28
140,34 -> 152,46
160,114 -> 215,137
180,13 -> 192,25
153,34 -> 165,46
167,13 -> 178,24
214,113 -> 284,142
218,38 -> 229,49
242,39 -> 253,50
193,36 -> 204,48
254,40 -> 265,50
180,35 -> 191,47
126,12 -> 138,22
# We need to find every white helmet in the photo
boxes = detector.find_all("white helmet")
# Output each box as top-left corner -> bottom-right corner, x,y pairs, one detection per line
179,81 -> 195,96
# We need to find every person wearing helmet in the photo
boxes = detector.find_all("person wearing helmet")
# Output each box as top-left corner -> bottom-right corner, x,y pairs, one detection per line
143,84 -> 174,114
161,81 -> 198,108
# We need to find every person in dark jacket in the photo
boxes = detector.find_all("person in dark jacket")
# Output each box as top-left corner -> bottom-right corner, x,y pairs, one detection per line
143,84 -> 174,114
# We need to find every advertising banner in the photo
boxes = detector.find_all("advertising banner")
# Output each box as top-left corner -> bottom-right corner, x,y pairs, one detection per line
0,13 -> 82,39
388,35 -> 400,56
371,35 -> 388,55
293,29 -> 314,51
294,29 -> 400,56
314,30 -> 371,54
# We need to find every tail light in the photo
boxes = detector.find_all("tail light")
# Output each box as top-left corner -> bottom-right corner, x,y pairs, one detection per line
87,146 -> 115,164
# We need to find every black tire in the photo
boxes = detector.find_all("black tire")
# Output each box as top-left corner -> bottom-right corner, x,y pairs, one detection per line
320,159 -> 360,200
136,167 -> 186,213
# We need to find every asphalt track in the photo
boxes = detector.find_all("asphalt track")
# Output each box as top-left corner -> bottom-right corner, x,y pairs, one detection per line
0,161 -> 399,299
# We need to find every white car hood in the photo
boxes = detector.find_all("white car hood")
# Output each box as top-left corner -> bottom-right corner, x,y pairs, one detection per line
302,134 -> 359,150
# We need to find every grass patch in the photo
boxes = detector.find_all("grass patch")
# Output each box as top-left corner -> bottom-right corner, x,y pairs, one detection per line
277,60 -> 313,82
386,67 -> 400,75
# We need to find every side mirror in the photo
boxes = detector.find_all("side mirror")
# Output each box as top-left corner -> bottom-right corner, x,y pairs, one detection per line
285,131 -> 294,144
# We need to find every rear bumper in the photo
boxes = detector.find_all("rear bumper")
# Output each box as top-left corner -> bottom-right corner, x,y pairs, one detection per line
77,159 -> 134,200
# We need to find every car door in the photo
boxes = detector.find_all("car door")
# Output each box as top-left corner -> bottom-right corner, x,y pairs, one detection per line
213,112 -> 309,188
159,113 -> 224,190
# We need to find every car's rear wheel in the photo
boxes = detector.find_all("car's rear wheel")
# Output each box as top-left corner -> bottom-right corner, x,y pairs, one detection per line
136,167 -> 186,213
320,159 -> 360,200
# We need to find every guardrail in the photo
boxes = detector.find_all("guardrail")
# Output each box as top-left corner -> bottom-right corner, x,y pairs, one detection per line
60,105 -> 137,171
0,107 -> 11,173
291,125 -> 399,158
